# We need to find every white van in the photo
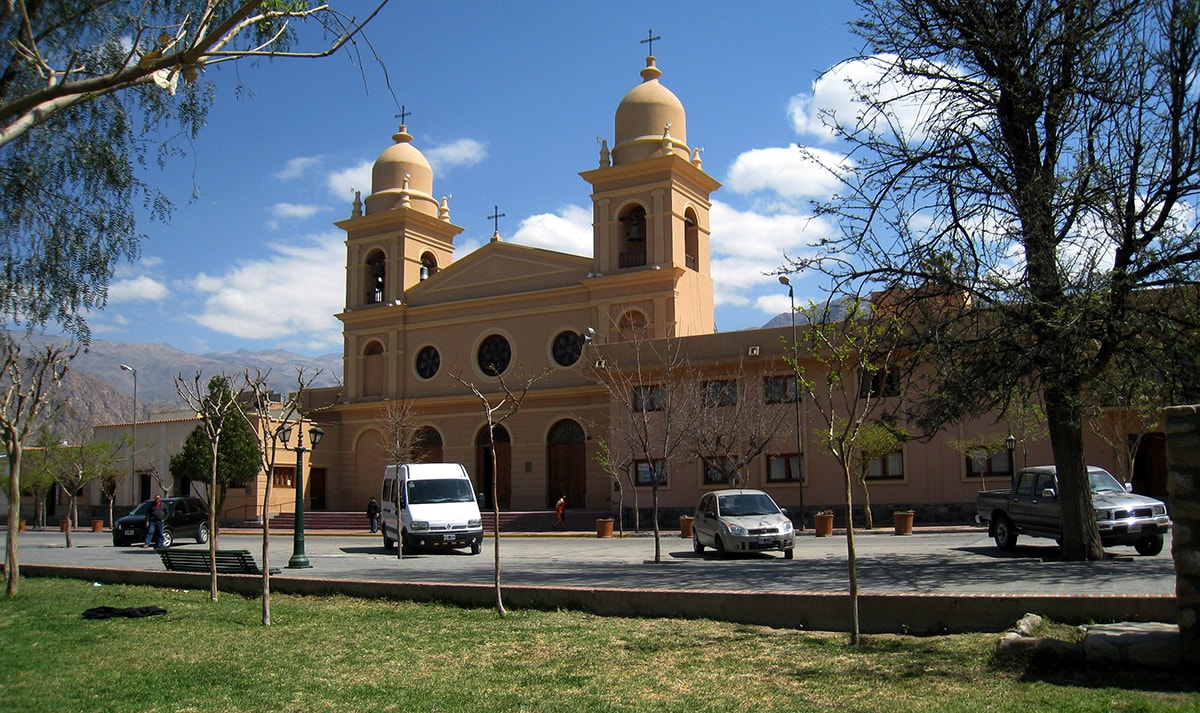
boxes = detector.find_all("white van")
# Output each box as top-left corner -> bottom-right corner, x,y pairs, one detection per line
381,463 -> 484,555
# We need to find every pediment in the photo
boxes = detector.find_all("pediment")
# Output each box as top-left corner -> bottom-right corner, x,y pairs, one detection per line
406,242 -> 591,306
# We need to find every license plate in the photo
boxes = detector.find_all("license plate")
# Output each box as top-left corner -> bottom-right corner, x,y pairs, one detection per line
759,537 -> 775,545
443,534 -> 456,541
1128,523 -> 1142,532
123,529 -> 134,536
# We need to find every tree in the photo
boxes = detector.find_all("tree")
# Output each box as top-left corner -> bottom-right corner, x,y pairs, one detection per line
690,362 -> 790,489
1,1 -> 386,342
2,334 -> 74,596
174,372 -> 248,601
34,429 -> 122,548
376,397 -> 427,469
450,366 -> 549,617
588,333 -> 702,563
169,416 -> 258,521
790,297 -> 906,644
240,367 -> 319,627
794,0 -> 1200,561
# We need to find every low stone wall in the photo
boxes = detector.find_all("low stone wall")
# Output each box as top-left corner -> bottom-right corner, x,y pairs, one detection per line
13,563 -> 1175,635
1165,405 -> 1200,665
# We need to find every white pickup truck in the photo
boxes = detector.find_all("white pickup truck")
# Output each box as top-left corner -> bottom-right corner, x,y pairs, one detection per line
976,465 -> 1170,556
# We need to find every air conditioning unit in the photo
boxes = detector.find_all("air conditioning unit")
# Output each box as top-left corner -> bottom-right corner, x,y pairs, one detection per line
594,358 -> 607,369
747,345 -> 760,356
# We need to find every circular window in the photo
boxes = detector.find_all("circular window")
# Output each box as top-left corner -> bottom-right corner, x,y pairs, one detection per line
552,331 -> 584,367
415,346 -> 440,379
477,334 -> 512,376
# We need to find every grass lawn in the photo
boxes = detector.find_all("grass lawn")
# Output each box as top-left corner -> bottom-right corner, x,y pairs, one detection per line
0,578 -> 1196,712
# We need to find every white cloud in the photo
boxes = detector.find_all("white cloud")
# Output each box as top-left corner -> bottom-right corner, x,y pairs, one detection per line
725,145 -> 850,200
188,231 -> 345,350
326,160 -> 372,202
709,201 -> 832,310
275,155 -> 323,181
267,202 -> 324,231
107,275 -> 169,303
510,205 -> 592,256
426,139 -> 487,176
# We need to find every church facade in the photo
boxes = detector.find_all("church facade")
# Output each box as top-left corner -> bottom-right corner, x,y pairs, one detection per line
298,51 -> 1132,524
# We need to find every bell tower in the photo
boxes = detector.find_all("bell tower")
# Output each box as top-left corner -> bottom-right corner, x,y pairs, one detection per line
580,53 -> 720,340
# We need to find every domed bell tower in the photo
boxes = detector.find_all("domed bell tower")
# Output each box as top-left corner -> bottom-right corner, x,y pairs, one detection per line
580,53 -> 720,341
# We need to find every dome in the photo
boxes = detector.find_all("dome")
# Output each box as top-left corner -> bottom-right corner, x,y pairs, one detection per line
365,125 -> 439,216
612,57 -> 688,165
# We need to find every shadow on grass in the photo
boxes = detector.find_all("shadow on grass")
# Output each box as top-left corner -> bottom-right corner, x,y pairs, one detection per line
997,648 -> 1199,694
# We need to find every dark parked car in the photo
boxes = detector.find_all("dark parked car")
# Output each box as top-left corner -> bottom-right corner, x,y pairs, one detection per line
112,497 -> 210,547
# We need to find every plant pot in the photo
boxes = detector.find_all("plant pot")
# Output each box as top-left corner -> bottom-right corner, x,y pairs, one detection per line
59,519 -> 70,532
814,513 -> 834,537
679,515 -> 694,538
596,518 -> 614,538
17,519 -> 26,532
91,519 -> 105,533
893,511 -> 914,536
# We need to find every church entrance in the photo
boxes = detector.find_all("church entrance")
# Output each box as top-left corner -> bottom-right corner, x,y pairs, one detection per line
475,425 -> 511,509
546,420 -> 586,509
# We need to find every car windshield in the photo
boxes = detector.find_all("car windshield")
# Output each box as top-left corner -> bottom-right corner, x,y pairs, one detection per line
406,478 -> 475,505
128,501 -> 151,516
717,493 -> 779,517
1088,469 -> 1126,494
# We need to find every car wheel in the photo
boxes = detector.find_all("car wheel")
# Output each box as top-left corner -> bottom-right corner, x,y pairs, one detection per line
1134,535 -> 1163,556
784,547 -> 794,560
993,516 -> 1017,550
401,532 -> 415,556
160,529 -> 174,548
693,532 -> 704,554
382,528 -> 394,550
714,533 -> 727,557
196,522 -> 210,545
471,540 -> 482,555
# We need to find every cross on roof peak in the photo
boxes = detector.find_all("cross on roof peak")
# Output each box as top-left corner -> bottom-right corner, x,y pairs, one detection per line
641,29 -> 661,56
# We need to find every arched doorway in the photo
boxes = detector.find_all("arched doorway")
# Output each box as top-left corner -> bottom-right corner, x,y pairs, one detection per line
475,425 -> 511,509
547,420 -> 586,509
413,426 -> 444,463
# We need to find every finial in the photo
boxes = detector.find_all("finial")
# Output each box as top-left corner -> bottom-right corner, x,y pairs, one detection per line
661,122 -> 673,155
692,147 -> 704,168
352,189 -> 362,217
487,205 -> 506,241
598,137 -> 611,168
439,195 -> 451,221
400,174 -> 412,209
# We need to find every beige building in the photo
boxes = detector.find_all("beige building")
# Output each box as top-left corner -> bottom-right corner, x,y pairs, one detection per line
54,53 -> 1159,528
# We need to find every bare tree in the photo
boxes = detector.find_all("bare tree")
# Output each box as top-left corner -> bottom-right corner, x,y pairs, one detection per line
594,437 -> 632,538
37,427 -> 123,548
2,334 -> 74,596
449,367 -> 549,617
376,397 -> 427,469
174,372 -> 240,602
240,368 -> 319,627
690,362 -> 790,489
795,0 -> 1200,561
789,297 -> 905,645
588,333 -> 702,563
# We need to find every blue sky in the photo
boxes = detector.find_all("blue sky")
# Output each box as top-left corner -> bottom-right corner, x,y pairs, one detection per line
93,1 -> 875,357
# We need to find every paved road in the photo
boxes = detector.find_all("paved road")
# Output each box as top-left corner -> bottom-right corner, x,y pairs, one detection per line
5,527 -> 1177,596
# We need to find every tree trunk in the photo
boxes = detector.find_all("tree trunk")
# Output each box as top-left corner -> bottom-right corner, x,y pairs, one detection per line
843,463 -> 860,645
652,482 -> 662,563
5,446 -> 21,597
491,440 -> 506,617
1045,385 -> 1104,560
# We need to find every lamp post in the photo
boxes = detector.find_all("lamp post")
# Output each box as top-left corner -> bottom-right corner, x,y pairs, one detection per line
281,422 -> 324,569
778,275 -> 805,531
119,364 -> 137,491
1006,433 -> 1017,475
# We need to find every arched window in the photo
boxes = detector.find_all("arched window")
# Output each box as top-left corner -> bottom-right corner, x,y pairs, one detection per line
617,310 -> 648,341
420,252 -> 438,281
362,340 -> 385,397
365,250 -> 386,304
618,204 -> 647,269
684,208 -> 699,271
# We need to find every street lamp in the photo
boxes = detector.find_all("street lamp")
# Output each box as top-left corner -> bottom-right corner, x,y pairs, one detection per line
119,364 -> 137,491
1006,433 -> 1017,474
281,422 -> 324,569
778,275 -> 805,531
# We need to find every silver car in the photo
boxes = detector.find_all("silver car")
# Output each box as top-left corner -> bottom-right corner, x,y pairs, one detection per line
693,489 -> 795,559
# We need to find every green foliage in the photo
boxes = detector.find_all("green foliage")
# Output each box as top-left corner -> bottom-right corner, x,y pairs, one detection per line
169,416 -> 260,490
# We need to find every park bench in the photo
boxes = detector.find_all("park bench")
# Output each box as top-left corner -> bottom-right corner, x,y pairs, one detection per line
156,548 -> 280,575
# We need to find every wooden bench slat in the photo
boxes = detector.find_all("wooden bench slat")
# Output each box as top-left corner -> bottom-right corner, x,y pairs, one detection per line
156,548 -> 280,575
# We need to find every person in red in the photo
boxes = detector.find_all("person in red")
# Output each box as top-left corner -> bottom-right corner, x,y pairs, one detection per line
144,494 -> 167,548
554,493 -> 566,530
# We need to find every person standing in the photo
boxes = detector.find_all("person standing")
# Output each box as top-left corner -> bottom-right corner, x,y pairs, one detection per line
555,493 -> 566,530
367,496 -> 381,533
144,494 -> 167,548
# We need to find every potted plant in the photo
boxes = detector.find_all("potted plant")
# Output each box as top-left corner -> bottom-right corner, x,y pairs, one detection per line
814,509 -> 835,537
893,509 -> 915,535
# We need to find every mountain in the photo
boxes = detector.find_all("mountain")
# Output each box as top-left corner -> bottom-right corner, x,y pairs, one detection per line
8,334 -> 342,429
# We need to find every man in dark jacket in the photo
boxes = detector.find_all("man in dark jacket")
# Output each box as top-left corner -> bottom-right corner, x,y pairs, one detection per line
144,494 -> 167,548
366,496 -> 381,533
